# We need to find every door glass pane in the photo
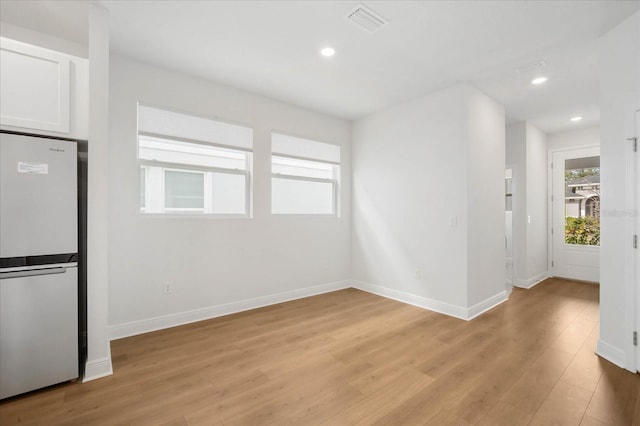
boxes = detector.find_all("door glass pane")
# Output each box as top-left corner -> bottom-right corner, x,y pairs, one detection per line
564,156 -> 600,246
164,170 -> 204,209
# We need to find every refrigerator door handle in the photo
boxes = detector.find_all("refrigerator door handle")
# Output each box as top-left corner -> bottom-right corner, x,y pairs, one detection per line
0,267 -> 67,280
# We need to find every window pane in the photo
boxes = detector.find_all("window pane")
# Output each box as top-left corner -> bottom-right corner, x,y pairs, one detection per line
140,167 -> 146,209
212,172 -> 246,214
272,156 -> 333,179
165,170 -> 204,209
272,177 -> 334,214
564,156 -> 600,246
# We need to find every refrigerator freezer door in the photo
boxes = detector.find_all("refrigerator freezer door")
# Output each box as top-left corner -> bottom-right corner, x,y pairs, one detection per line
0,266 -> 78,399
0,133 -> 78,258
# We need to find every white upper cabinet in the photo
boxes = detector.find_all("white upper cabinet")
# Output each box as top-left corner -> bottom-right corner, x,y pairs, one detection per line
0,37 -> 86,136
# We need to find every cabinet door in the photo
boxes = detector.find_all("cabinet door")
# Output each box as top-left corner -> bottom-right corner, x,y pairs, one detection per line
0,266 -> 78,399
0,133 -> 78,258
0,37 -> 70,133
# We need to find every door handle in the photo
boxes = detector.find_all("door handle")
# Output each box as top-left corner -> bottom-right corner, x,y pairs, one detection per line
0,267 -> 66,280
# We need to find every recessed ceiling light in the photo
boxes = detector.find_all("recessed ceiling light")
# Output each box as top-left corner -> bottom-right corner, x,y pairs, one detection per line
570,116 -> 583,122
320,47 -> 335,57
531,77 -> 548,85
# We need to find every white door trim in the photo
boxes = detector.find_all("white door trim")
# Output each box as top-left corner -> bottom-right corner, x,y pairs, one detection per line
505,164 -> 515,293
626,108 -> 640,372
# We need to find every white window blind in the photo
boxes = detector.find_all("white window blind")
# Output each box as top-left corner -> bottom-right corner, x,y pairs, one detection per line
271,132 -> 340,164
138,104 -> 253,151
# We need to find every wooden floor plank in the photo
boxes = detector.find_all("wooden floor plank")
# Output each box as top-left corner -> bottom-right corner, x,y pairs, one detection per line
1,278 -> 638,425
584,358 -> 640,426
528,380 -> 593,426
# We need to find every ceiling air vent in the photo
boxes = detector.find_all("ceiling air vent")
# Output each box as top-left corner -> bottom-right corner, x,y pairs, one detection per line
515,60 -> 547,74
346,4 -> 388,33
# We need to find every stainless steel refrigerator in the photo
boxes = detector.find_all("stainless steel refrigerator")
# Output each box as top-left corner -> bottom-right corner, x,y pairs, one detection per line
0,131 -> 79,399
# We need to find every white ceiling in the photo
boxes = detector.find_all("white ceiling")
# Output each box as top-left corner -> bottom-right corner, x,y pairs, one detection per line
0,1 -> 89,47
1,1 -> 638,134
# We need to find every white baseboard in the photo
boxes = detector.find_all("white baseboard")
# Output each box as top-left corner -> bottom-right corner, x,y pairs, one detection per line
83,355 -> 113,382
596,339 -> 626,369
467,290 -> 509,320
351,281 -> 507,321
352,280 -> 468,319
110,278 -> 509,342
514,271 -> 549,289
109,280 -> 351,340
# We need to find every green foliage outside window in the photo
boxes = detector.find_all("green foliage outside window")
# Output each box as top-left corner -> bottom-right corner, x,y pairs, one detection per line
565,216 -> 600,246
565,168 -> 599,182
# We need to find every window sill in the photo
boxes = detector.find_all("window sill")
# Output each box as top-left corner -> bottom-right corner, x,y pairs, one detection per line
139,212 -> 251,220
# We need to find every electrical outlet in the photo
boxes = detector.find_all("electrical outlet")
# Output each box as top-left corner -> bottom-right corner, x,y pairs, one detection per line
163,282 -> 172,294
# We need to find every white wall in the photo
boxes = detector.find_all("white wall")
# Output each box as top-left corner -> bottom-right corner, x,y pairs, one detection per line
547,126 -> 600,151
467,90 -> 507,306
108,55 -> 352,337
505,122 -> 548,288
597,11 -> 640,371
352,85 -> 469,309
525,123 -> 548,281
84,3 -> 112,381
0,21 -> 87,58
352,84 -> 506,319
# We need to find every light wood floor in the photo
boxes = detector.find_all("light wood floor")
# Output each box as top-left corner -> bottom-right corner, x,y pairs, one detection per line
1,278 -> 639,425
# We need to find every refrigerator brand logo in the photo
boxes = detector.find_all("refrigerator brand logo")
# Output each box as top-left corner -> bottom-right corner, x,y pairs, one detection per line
49,148 -> 65,153
17,162 -> 49,174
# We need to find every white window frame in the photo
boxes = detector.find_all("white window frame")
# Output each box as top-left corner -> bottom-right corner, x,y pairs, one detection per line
137,104 -> 254,218
138,134 -> 252,217
270,154 -> 340,217
140,165 -> 149,213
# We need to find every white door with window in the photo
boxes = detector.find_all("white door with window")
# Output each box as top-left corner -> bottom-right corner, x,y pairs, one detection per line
551,147 -> 600,282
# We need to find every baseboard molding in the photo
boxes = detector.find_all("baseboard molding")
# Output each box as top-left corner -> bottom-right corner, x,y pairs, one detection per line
467,290 -> 509,320
83,355 -> 113,382
596,339 -> 626,369
351,281 -> 507,321
109,280 -> 351,340
514,271 -> 550,289
110,279 -> 509,341
352,280 -> 468,320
